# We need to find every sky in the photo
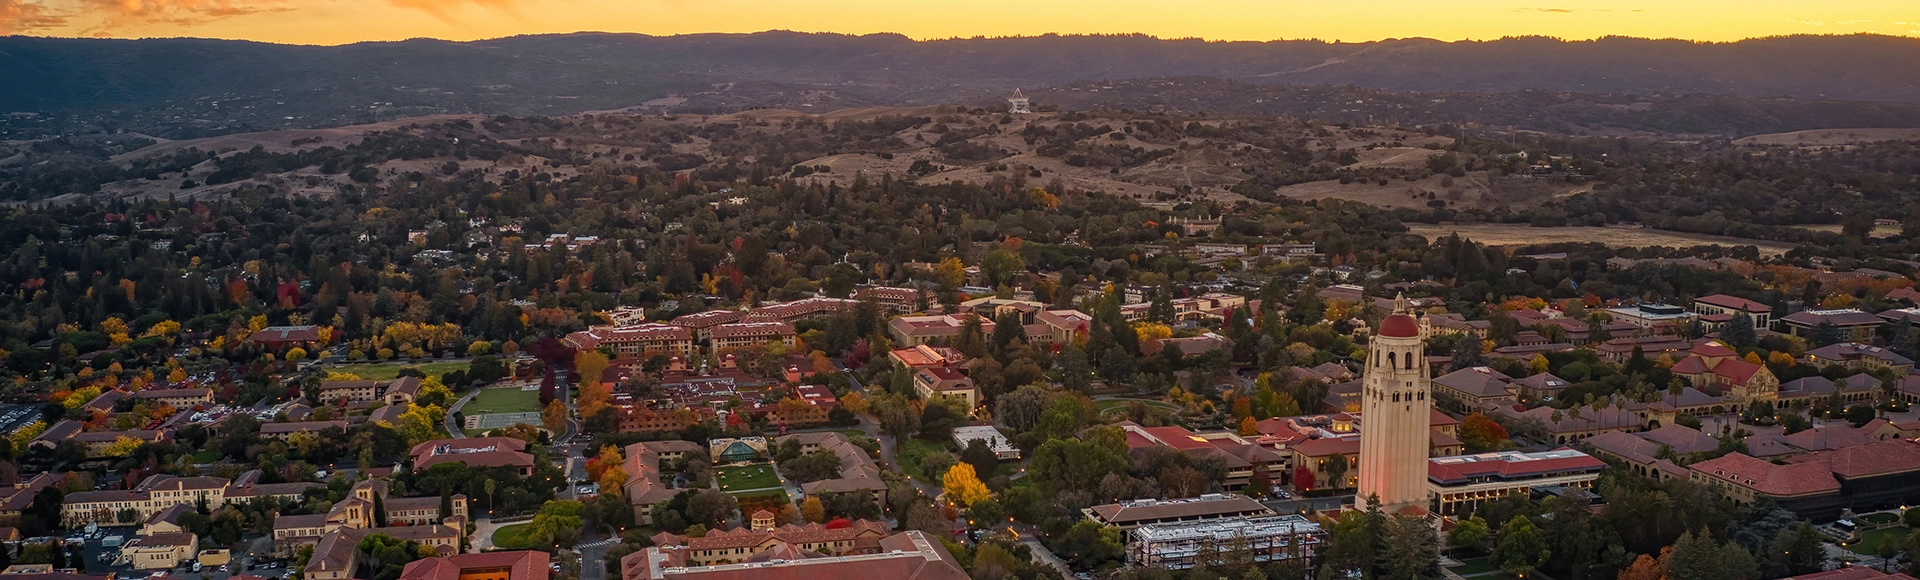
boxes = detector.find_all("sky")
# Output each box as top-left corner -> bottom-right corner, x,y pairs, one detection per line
2,0 -> 1916,45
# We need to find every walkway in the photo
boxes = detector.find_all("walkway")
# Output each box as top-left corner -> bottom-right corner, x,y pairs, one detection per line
444,389 -> 481,439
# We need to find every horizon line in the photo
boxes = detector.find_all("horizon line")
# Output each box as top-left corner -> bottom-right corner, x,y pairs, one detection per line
6,29 -> 1916,49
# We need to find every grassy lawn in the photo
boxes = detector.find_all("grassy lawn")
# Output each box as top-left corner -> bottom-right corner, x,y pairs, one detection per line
1847,526 -> 1910,555
716,464 -> 783,492
338,361 -> 468,381
464,386 -> 544,414
1448,557 -> 1497,576
1094,398 -> 1179,413
1860,512 -> 1901,525
893,438 -> 952,479
491,523 -> 535,549
732,489 -> 790,504
189,449 -> 222,464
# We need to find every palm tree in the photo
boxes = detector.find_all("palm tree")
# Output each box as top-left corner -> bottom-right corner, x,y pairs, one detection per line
483,479 -> 497,518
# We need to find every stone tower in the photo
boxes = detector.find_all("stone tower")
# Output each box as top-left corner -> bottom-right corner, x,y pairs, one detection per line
1356,294 -> 1432,512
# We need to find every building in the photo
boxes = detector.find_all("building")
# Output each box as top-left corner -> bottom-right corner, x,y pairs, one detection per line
383,376 -> 424,405
951,425 -> 1019,460
746,297 -> 859,323
397,551 -> 550,580
644,519 -> 889,565
250,326 -> 320,350
1805,343 -> 1915,373
409,437 -> 535,476
623,440 -> 706,525
1356,296 -> 1432,511
707,322 -> 797,352
1784,568 -> 1920,580
276,478 -> 466,558
771,432 -> 887,510
1780,309 -> 1883,343
564,324 -> 697,358
1693,295 -> 1773,328
621,530 -> 967,580
1605,303 -> 1696,330
912,367 -> 978,409
259,421 -> 349,440
887,345 -> 967,370
61,474 -> 228,526
1120,424 -> 1288,492
1687,438 -> 1920,520
1141,333 -> 1233,358
670,310 -> 749,341
854,286 -> 929,314
1125,515 -> 1325,571
314,380 -> 382,405
1426,449 -> 1606,517
119,531 -> 198,570
1670,340 -> 1778,410
131,388 -> 213,409
1084,494 -> 1275,530
888,314 -> 994,347
1430,367 -> 1517,412
1027,310 -> 1093,345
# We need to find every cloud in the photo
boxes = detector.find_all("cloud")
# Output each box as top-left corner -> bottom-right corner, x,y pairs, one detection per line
1531,8 -> 1573,13
386,0 -> 528,21
77,0 -> 291,34
0,0 -> 66,34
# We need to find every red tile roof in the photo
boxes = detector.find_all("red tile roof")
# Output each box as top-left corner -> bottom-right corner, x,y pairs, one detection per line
1691,453 -> 1840,497
1695,294 -> 1772,313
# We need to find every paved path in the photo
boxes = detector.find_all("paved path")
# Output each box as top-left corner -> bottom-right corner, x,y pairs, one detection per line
470,518 -> 509,551
444,389 -> 480,439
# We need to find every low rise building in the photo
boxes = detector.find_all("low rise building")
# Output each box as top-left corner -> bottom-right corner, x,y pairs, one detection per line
1426,449 -> 1606,517
408,437 -> 535,476
564,324 -> 697,358
398,551 -> 550,580
888,314 -> 994,347
707,322 -> 797,352
913,367 -> 978,409
951,425 -> 1018,460
1693,295 -> 1773,328
854,286 -> 929,314
772,432 -> 887,511
1805,342 -> 1915,373
1606,303 -> 1695,330
1780,309 -> 1883,343
132,388 -> 213,409
1125,515 -> 1325,571
1085,494 -> 1275,530
623,440 -> 706,525
621,530 -> 966,580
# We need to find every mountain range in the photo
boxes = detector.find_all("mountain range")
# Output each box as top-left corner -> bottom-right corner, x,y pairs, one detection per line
3,31 -> 1918,137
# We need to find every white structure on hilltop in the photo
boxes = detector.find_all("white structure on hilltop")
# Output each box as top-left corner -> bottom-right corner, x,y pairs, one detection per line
1007,89 -> 1031,114
1356,295 -> 1433,512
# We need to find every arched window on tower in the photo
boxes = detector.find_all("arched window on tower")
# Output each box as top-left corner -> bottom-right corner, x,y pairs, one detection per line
1388,352 -> 1397,369
1392,393 -> 1400,402
1405,351 -> 1415,369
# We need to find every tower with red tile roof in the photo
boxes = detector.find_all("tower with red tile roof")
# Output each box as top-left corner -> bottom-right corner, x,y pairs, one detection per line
1357,295 -> 1432,511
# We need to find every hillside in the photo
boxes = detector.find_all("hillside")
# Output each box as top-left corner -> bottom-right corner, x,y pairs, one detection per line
4,32 -> 1920,139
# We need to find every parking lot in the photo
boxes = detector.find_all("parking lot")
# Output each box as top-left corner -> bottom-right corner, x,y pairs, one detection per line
61,527 -> 289,580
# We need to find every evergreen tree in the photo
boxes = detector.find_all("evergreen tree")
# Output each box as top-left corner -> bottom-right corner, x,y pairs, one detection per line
1722,313 -> 1757,348
439,489 -> 453,522
1809,321 -> 1845,348
1450,335 -> 1483,371
954,315 -> 986,358
372,492 -> 388,527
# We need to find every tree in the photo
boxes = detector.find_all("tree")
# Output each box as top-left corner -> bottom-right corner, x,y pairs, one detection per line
1378,512 -> 1441,580
942,463 -> 990,507
685,489 -> 738,528
543,399 -> 569,434
1722,313 -> 1757,348
524,500 -> 585,551
1458,413 -> 1510,453
1239,416 -> 1259,436
395,403 -> 446,446
1324,454 -> 1351,489
1492,516 -> 1548,577
1810,322 -> 1845,347
1448,516 -> 1491,553
1619,554 -> 1664,580
1450,334 -> 1484,371
574,350 -> 610,390
468,341 -> 492,357
800,496 -> 825,523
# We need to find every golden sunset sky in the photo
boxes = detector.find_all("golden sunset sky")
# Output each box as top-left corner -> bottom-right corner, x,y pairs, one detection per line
3,0 -> 1916,45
